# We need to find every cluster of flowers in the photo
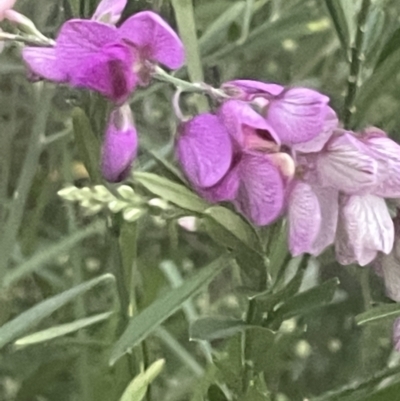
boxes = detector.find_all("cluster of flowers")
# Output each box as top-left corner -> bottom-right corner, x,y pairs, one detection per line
4,0 -> 400,296
19,0 -> 185,182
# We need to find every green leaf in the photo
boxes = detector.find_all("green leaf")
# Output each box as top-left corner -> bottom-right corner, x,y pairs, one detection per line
205,206 -> 262,254
239,374 -> 271,401
109,255 -> 231,365
119,359 -> 165,401
255,269 -> 304,312
199,1 -> 246,54
361,382 -> 400,401
362,5 -> 385,57
244,327 -> 276,374
133,172 -> 209,213
275,278 -> 340,320
3,220 -> 106,288
376,25 -> 400,67
0,274 -> 115,349
355,303 -> 400,325
72,107 -> 102,182
354,47 -> 400,125
14,311 -> 114,347
189,317 -> 247,341
207,384 -> 229,401
324,0 -> 350,51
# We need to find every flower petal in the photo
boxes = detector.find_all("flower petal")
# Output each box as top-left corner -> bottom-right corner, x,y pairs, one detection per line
310,186 -> 339,255
267,87 -> 330,145
101,104 -> 137,182
22,47 -> 67,82
0,0 -> 16,20
335,195 -> 394,266
218,100 -> 279,147
200,166 -> 240,203
176,113 -> 233,189
393,318 -> 400,351
92,0 -> 127,24
56,20 -> 135,103
235,152 -> 285,226
222,80 -> 284,98
363,135 -> 400,198
119,11 -> 185,69
316,132 -> 377,194
293,107 -> 338,153
378,250 -> 400,302
288,181 -> 321,256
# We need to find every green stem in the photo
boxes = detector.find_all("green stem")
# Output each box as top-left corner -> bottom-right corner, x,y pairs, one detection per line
170,0 -> 209,112
153,66 -> 228,100
0,84 -> 54,280
343,0 -> 371,128
0,31 -> 54,46
237,0 -> 255,45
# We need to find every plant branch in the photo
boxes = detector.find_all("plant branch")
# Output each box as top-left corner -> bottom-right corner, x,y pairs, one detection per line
343,0 -> 371,128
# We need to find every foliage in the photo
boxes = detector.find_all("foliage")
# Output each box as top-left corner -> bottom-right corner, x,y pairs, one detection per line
1,1 -> 400,401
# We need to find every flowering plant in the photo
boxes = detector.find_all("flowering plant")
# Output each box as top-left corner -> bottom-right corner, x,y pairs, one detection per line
1,0 -> 400,400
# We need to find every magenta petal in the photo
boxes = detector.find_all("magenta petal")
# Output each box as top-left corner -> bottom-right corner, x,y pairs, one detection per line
293,107 -> 338,153
92,0 -> 127,24
101,104 -> 137,182
176,114 -> 233,189
200,166 -> 240,203
363,136 -> 400,198
119,11 -> 185,69
267,87 -> 330,145
316,132 -> 377,194
310,186 -> 339,255
222,80 -> 284,97
235,152 -> 285,226
72,43 -> 136,104
56,20 -> 135,103
218,100 -> 279,146
288,181 -> 321,256
335,195 -> 394,266
22,47 -> 67,82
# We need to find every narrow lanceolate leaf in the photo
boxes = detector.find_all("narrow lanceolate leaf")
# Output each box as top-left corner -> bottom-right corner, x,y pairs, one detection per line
109,255 -> 231,366
189,317 -> 247,341
3,220 -> 106,288
205,206 -> 262,254
0,274 -> 115,349
275,278 -> 340,319
72,107 -> 102,182
134,171 -> 209,213
119,359 -> 165,401
324,0 -> 350,51
356,303 -> 400,325
14,311 -> 114,346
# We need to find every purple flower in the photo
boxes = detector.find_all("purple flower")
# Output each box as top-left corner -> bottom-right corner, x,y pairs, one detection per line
177,100 -> 294,226
287,124 -> 399,265
22,11 -> 185,104
92,0 -> 127,24
222,80 -> 331,146
101,103 -> 137,182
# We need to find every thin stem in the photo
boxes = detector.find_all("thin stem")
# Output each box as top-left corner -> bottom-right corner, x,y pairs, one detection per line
153,66 -> 229,100
237,0 -> 255,45
0,84 -> 54,280
343,0 -> 371,128
170,0 -> 209,112
0,31 -> 54,46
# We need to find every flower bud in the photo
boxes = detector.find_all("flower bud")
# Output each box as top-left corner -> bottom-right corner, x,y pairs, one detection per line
101,104 -> 137,183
